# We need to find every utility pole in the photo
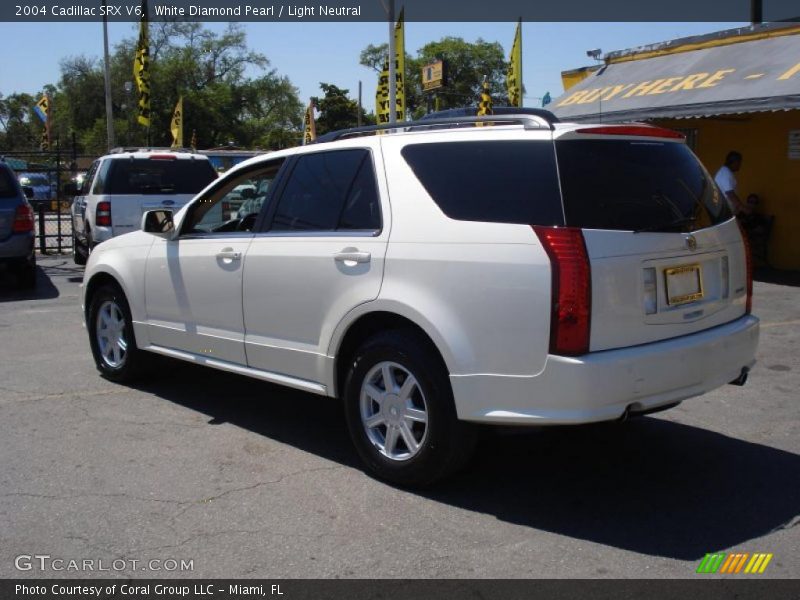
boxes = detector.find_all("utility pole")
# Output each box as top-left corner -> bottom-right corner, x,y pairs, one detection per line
357,80 -> 363,127
102,0 -> 115,150
387,0 -> 396,125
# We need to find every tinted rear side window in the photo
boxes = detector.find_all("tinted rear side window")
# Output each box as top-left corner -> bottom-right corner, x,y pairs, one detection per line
103,159 -> 217,195
401,141 -> 564,225
270,150 -> 381,232
556,139 -> 731,231
0,167 -> 20,199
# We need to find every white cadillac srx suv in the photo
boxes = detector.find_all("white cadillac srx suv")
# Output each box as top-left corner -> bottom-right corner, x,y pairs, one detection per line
81,113 -> 759,485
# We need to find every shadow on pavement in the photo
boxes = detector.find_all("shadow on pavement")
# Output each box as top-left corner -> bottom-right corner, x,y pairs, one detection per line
133,361 -> 800,561
0,264 -> 59,301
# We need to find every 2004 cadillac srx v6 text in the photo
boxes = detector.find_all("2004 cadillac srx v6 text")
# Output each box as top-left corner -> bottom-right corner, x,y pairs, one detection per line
81,113 -> 759,485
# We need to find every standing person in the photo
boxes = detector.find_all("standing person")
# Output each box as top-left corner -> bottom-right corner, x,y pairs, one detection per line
714,151 -> 750,216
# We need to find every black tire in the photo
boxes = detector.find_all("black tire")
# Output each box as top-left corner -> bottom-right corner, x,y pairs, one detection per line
343,330 -> 477,486
87,283 -> 150,382
16,254 -> 36,289
73,234 -> 87,266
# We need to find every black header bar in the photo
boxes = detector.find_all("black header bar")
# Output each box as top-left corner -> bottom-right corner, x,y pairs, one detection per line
3,0 -> 799,22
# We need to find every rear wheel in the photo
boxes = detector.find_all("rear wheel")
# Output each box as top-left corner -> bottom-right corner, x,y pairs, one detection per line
87,283 -> 149,382
343,330 -> 476,486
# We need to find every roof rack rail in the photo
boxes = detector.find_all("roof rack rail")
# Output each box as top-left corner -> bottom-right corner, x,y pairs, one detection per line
108,147 -> 196,154
314,113 -> 557,144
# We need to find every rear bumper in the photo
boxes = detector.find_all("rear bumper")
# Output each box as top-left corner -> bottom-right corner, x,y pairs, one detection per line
0,232 -> 35,260
450,314 -> 759,425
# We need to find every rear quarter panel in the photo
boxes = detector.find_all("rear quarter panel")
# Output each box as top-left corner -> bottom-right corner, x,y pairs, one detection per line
375,131 -> 554,377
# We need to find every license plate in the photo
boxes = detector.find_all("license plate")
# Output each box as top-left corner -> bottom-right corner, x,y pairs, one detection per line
664,264 -> 704,306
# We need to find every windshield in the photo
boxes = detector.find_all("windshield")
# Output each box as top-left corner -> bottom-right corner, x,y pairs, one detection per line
19,175 -> 49,187
556,139 -> 732,232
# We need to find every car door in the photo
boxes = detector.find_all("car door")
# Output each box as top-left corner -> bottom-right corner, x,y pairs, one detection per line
242,147 -> 389,387
143,160 -> 286,365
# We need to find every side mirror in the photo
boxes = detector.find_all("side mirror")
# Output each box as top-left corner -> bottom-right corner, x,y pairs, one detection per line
142,210 -> 175,237
63,182 -> 78,196
22,186 -> 34,200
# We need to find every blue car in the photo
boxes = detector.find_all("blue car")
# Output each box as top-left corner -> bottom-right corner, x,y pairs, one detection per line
17,172 -> 52,210
0,162 -> 36,288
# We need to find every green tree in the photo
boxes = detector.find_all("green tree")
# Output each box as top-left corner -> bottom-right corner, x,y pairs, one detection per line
311,83 -> 373,135
360,37 -> 509,119
0,92 -> 44,151
3,22 -> 304,155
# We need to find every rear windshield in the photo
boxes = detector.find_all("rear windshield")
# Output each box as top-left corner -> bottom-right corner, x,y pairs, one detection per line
101,158 -> 217,195
556,139 -> 731,232
401,141 -> 564,226
0,168 -> 20,199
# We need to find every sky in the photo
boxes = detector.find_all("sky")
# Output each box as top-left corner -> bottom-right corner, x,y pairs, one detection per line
0,21 -> 748,112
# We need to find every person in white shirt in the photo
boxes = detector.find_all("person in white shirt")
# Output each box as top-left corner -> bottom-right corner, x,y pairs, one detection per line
714,151 -> 750,216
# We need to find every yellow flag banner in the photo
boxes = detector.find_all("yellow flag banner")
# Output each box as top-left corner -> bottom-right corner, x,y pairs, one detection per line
133,0 -> 150,127
303,100 -> 317,145
39,126 -> 49,151
170,96 -> 183,147
477,79 -> 493,126
34,96 -> 50,123
376,8 -> 405,125
506,20 -> 522,107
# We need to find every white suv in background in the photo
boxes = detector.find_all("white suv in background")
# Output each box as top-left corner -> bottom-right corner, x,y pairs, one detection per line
70,148 -> 218,264
81,114 -> 759,485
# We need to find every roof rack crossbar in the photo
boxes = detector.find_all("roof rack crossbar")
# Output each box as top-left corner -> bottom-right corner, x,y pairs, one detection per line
314,114 -> 556,144
109,147 -> 196,154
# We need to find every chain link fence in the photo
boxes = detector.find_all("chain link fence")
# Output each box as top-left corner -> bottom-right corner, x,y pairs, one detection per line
2,145 -> 96,255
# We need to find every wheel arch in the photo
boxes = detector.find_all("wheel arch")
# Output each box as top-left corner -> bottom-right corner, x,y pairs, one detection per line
331,309 -> 452,399
83,270 -> 125,319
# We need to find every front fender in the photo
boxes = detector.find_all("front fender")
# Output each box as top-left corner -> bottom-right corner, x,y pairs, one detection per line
83,232 -> 155,339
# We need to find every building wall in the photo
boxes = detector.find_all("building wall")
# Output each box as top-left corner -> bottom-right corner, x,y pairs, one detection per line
560,66 -> 599,91
658,112 -> 800,270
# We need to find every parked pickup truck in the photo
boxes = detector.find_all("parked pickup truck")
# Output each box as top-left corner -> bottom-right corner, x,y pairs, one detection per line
71,148 -> 218,264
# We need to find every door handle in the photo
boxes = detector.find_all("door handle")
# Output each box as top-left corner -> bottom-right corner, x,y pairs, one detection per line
217,248 -> 242,261
334,250 -> 371,264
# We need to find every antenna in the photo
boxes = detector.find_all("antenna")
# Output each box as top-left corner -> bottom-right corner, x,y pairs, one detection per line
586,48 -> 605,123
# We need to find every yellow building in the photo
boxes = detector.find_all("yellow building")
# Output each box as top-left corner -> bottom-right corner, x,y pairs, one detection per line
552,24 -> 800,270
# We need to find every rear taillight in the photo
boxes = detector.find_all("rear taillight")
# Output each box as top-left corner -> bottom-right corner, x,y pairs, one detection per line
737,220 -> 753,314
13,204 -> 34,233
533,226 -> 592,356
96,201 -> 112,227
575,125 -> 685,139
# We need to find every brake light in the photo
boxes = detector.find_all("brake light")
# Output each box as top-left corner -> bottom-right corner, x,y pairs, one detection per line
148,154 -> 177,160
96,201 -> 112,227
13,204 -> 34,233
575,125 -> 685,139
533,226 -> 592,356
737,220 -> 753,314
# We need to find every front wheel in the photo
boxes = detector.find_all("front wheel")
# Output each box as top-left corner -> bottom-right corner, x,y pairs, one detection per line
343,330 -> 476,486
87,284 -> 149,382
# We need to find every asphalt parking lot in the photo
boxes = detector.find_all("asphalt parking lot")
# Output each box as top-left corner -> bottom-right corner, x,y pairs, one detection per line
0,256 -> 798,579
